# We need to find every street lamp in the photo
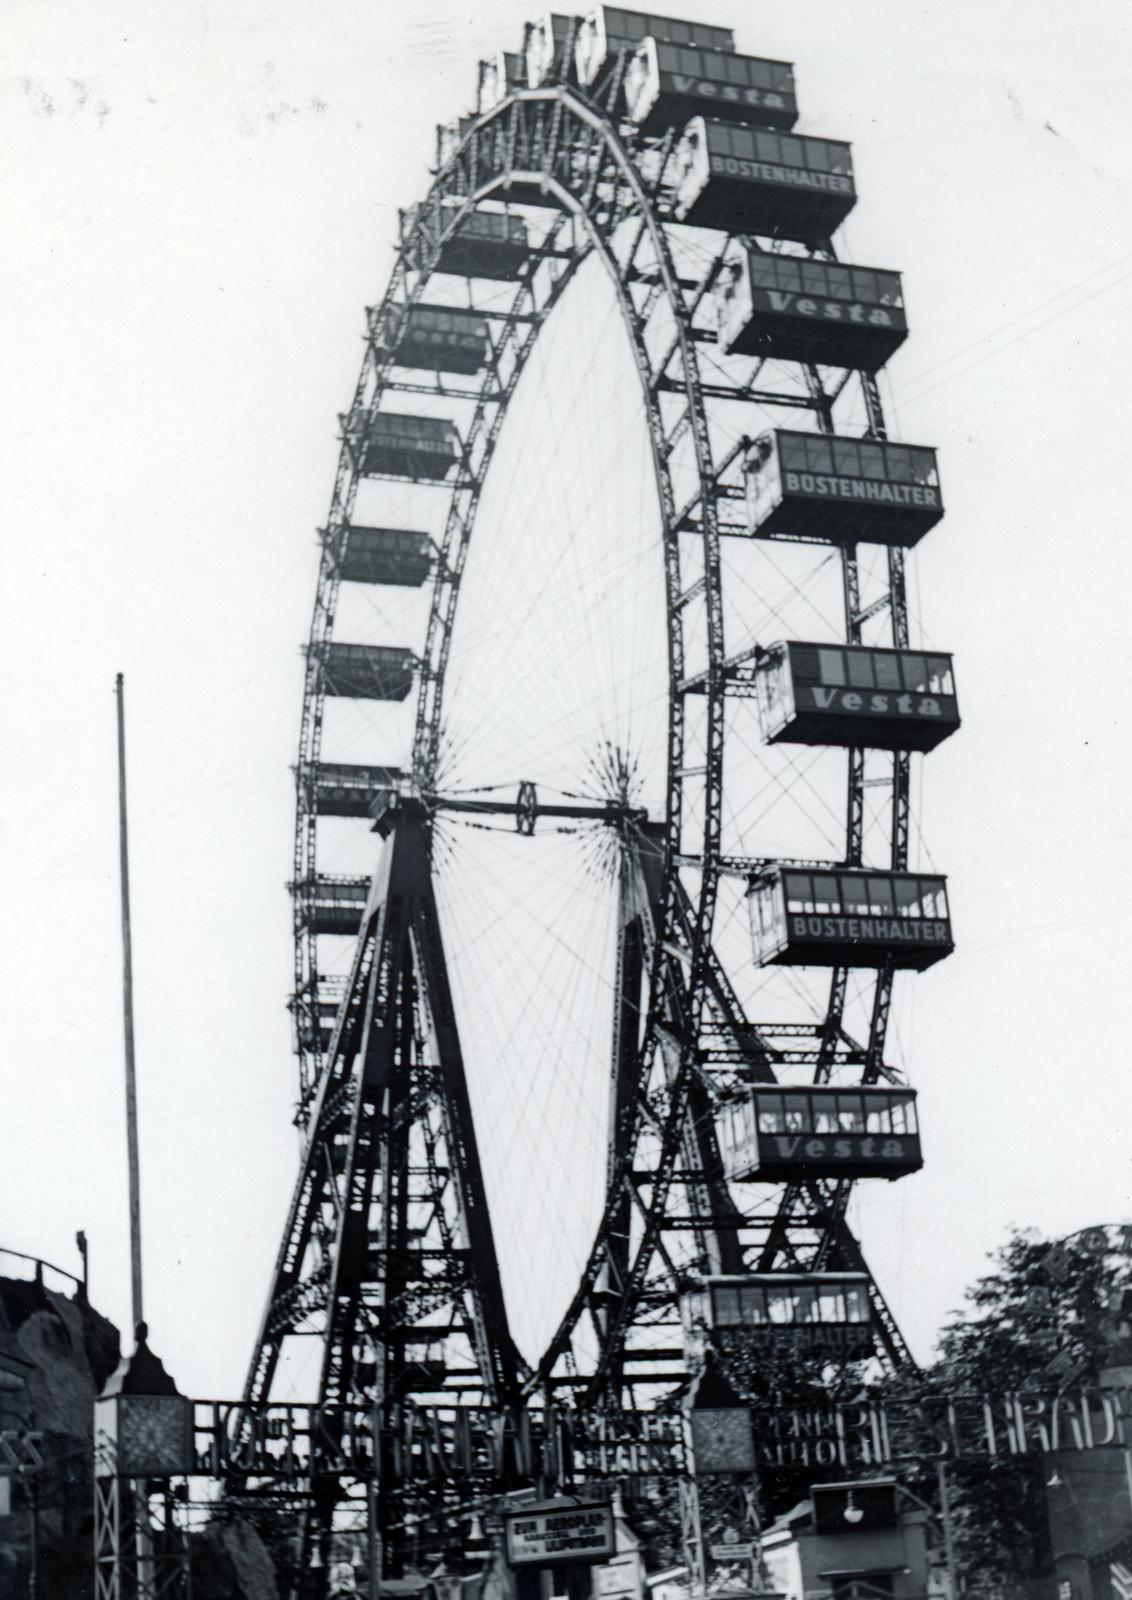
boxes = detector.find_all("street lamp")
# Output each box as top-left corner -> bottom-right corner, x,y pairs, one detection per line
898,1469 -> 959,1597
842,1492 -> 865,1526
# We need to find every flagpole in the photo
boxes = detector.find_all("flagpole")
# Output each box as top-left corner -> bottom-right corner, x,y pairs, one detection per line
115,673 -> 144,1335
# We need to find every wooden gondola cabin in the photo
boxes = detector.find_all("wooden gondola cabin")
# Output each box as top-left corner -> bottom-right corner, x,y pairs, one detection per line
745,429 -> 943,546
315,993 -> 340,1051
354,413 -> 461,480
289,980 -> 345,1054
478,51 -> 525,112
318,643 -> 416,702
292,876 -> 370,937
436,116 -> 476,168
755,641 -> 959,753
716,245 -> 907,371
684,1274 -> 875,1359
719,1086 -> 922,1182
526,13 -> 575,86
749,867 -> 953,971
576,7 -> 734,90
407,206 -> 531,281
673,118 -> 856,240
332,527 -> 433,588
303,763 -> 405,819
625,39 -> 797,134
374,305 -> 489,376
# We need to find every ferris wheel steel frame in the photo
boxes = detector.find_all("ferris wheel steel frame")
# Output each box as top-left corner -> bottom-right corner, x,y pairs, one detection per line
254,21 -> 935,1583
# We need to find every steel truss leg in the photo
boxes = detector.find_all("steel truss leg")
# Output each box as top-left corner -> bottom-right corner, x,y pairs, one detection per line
94,1474 -> 190,1600
247,801 -> 523,1593
680,1469 -> 762,1599
94,1473 -> 121,1600
608,830 -> 745,1287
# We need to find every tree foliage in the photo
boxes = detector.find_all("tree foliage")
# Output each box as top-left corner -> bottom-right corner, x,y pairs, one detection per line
885,1224 -> 1132,1588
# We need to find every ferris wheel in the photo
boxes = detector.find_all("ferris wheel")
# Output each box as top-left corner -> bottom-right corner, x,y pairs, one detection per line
245,4 -> 959,1578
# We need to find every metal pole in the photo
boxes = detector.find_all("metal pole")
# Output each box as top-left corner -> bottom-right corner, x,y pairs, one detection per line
28,1470 -> 39,1600
134,1480 -> 156,1600
679,1473 -> 706,1600
367,1345 -> 383,1595
366,1477 -> 381,1598
117,676 -> 156,1598
936,1457 -> 959,1597
115,674 -> 144,1333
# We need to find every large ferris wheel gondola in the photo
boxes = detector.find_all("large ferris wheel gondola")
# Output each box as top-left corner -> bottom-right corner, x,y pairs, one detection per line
247,2 -> 958,1579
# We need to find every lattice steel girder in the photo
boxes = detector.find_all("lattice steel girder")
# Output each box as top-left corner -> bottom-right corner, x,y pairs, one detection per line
246,801 -> 521,1423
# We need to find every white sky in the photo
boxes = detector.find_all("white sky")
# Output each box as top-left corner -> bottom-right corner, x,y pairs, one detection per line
2,0 -> 1131,1402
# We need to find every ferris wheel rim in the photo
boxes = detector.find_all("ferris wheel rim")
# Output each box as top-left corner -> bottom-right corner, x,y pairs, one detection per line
284,62 -> 923,1407
292,86 -> 730,1124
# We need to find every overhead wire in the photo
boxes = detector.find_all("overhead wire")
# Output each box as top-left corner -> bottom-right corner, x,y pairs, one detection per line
895,247 -> 1132,409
